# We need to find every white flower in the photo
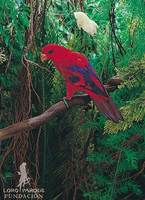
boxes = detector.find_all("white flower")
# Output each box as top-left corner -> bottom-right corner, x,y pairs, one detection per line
74,12 -> 98,36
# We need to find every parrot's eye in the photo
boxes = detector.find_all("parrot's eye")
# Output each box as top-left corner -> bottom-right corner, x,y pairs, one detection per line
48,50 -> 53,54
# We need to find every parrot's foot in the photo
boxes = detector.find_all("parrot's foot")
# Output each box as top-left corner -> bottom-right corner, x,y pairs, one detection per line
63,97 -> 69,109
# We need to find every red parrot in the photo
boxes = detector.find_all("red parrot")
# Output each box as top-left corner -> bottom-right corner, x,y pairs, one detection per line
41,44 -> 123,123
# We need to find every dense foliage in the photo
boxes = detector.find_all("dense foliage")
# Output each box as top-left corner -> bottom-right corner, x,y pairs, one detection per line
0,0 -> 145,200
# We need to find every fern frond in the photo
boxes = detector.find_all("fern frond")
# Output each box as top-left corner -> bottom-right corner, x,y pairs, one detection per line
105,91 -> 145,133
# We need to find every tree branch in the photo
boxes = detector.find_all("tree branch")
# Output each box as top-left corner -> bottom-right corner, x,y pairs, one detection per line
0,77 -> 122,141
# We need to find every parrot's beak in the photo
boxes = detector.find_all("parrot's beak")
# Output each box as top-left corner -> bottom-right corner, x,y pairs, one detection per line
40,53 -> 47,62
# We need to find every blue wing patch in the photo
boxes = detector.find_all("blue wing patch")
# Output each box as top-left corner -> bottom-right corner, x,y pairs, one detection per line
70,64 -> 96,76
70,64 -> 107,97
69,76 -> 80,83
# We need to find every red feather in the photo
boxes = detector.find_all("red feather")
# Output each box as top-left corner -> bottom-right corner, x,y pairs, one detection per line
41,44 -> 123,123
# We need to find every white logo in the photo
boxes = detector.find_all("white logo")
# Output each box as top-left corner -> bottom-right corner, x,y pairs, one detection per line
3,162 -> 45,199
17,162 -> 30,190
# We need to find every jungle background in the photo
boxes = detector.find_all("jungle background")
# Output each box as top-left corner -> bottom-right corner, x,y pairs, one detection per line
0,0 -> 145,199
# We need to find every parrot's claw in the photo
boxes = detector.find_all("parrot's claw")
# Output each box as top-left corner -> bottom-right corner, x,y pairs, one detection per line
63,97 -> 69,109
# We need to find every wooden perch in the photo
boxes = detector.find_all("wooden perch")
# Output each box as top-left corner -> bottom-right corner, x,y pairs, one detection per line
0,77 -> 122,141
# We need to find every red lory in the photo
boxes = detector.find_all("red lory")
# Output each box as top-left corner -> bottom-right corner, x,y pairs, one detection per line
41,44 -> 123,123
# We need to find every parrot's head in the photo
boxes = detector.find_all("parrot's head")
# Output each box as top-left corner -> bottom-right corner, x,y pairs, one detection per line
41,44 -> 71,63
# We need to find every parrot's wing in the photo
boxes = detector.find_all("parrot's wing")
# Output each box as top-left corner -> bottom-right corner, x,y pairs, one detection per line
68,64 -> 108,98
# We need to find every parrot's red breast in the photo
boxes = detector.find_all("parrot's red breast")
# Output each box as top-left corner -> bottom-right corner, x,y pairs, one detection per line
41,44 -> 123,123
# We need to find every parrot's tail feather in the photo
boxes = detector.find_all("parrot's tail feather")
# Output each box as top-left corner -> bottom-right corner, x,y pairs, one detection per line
95,97 -> 123,123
